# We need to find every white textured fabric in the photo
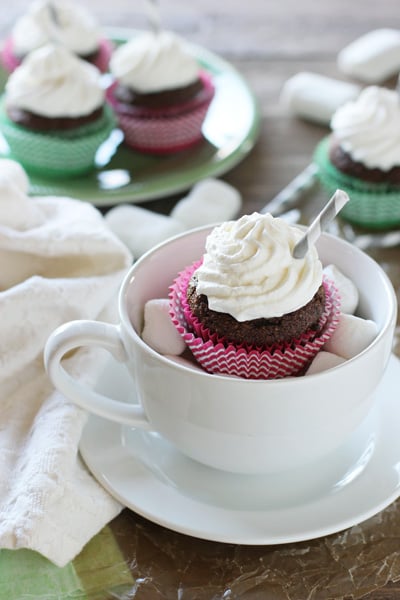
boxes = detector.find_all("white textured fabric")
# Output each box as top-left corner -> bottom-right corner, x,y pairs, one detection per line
0,173 -> 132,567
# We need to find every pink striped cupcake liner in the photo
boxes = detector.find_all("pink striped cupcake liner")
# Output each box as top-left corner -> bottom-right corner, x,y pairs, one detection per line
0,37 -> 19,73
91,38 -> 114,73
169,260 -> 341,380
1,37 -> 112,73
106,71 -> 215,154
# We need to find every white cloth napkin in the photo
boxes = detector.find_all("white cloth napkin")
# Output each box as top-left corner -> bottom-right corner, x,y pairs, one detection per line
0,161 -> 132,566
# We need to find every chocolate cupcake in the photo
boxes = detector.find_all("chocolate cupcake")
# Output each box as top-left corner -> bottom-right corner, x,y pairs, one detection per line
187,273 -> 326,347
169,213 -> 340,379
1,0 -> 112,73
107,30 -> 215,154
314,86 -> 400,229
0,44 -> 115,177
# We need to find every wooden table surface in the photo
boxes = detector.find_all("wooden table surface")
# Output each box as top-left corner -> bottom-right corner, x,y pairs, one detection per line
2,2 -> 400,599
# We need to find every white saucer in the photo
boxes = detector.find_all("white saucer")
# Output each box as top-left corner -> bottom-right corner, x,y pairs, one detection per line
80,354 -> 400,545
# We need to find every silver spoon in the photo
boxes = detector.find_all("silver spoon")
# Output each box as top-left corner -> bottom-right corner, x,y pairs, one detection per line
146,0 -> 161,34
262,165 -> 400,250
260,163 -> 318,216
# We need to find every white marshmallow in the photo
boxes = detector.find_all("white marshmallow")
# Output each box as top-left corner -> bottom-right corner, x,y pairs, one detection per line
280,72 -> 361,125
170,178 -> 242,228
323,264 -> 359,314
142,299 -> 186,355
0,159 -> 30,194
337,29 -> 400,83
323,313 -> 378,359
105,204 -> 185,259
305,351 -> 346,376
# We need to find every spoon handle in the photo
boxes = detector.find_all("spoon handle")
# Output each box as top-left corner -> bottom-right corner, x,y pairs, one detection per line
260,163 -> 318,216
293,189 -> 349,258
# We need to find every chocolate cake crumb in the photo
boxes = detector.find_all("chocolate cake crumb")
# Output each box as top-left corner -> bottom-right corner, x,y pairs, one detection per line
113,78 -> 204,109
6,106 -> 103,132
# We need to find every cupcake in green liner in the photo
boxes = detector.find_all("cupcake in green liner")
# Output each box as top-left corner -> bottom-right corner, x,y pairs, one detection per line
313,86 -> 400,230
0,44 -> 116,178
1,0 -> 113,74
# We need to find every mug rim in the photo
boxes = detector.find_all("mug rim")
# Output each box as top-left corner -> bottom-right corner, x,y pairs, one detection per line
118,224 -> 397,384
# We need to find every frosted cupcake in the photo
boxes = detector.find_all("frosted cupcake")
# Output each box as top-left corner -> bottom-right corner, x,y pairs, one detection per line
107,30 -> 215,154
169,212 -> 340,379
1,0 -> 112,74
0,44 -> 115,178
314,86 -> 400,229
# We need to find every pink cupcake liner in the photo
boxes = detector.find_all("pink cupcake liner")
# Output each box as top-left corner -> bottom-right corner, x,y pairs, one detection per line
0,37 -> 19,73
169,260 -> 341,380
106,71 -> 215,154
92,38 -> 113,73
1,36 -> 112,73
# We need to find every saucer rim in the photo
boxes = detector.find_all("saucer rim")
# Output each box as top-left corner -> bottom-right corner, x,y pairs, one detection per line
79,354 -> 400,545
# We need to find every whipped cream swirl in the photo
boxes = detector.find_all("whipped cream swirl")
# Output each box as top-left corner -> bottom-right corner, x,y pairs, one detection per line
331,86 -> 400,171
195,213 -> 323,321
110,31 -> 199,93
5,44 -> 104,118
12,0 -> 101,56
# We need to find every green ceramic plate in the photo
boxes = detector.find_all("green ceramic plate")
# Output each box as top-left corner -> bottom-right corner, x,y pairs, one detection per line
0,28 -> 260,206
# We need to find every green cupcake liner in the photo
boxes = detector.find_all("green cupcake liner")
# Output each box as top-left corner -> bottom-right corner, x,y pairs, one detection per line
314,136 -> 400,230
0,100 -> 116,178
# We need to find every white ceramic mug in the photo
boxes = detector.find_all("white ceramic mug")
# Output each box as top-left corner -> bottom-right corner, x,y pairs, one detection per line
44,226 -> 397,474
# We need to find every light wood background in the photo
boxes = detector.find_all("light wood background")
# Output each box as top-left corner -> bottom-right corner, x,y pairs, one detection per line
2,2 -> 400,599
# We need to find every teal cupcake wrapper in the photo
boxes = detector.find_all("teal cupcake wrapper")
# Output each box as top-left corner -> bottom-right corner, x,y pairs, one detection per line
314,137 -> 400,230
0,101 -> 116,178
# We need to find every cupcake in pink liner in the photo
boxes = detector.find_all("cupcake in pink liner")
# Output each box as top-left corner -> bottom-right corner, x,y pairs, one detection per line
107,31 -> 215,155
169,213 -> 341,379
1,0 -> 113,73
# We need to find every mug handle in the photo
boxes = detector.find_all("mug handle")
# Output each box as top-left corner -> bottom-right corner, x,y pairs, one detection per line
44,320 -> 152,429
